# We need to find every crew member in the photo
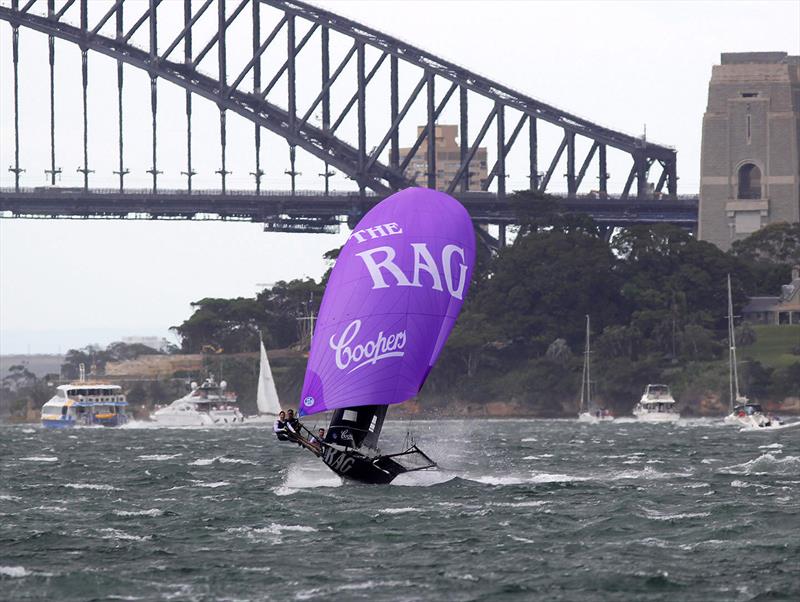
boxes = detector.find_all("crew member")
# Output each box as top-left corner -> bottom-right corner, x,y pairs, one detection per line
309,428 -> 325,450
273,410 -> 289,441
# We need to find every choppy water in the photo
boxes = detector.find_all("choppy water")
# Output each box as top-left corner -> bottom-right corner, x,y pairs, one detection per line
1,418 -> 799,601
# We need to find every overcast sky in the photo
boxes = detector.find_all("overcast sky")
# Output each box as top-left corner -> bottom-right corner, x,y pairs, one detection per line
1,0 -> 798,354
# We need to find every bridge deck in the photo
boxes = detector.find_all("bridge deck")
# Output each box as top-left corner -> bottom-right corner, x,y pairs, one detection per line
0,188 -> 698,232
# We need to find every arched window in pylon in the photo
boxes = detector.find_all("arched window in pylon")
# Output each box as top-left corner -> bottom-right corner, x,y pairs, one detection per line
737,163 -> 762,199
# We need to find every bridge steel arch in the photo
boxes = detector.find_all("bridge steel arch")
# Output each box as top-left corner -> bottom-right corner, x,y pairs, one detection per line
1,0 -> 679,218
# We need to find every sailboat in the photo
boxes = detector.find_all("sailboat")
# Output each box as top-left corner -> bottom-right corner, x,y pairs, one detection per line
577,315 -> 613,422
256,337 -> 281,417
279,187 -> 476,484
723,275 -> 783,429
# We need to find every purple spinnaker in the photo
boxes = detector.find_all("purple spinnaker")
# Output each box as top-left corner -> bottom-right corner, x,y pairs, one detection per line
298,188 -> 476,416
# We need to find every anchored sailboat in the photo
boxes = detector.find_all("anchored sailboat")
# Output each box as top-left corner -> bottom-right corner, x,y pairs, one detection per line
723,275 -> 783,429
256,338 -> 281,416
577,315 -> 613,422
281,187 -> 476,484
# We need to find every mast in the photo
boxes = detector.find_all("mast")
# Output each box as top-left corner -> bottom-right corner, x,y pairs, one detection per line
580,314 -> 591,414
727,274 -> 742,410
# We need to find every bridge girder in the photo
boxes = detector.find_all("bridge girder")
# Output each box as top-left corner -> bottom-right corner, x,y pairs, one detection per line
0,0 -> 679,200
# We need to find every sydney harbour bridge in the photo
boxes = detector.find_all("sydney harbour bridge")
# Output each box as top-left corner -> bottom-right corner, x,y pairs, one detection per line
0,0 -> 697,243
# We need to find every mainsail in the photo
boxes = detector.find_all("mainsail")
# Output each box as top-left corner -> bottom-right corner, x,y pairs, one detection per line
298,187 -> 476,422
257,338 -> 281,415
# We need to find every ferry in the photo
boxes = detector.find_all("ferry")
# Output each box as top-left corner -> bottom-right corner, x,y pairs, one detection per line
40,383 -> 129,428
150,376 -> 244,426
633,384 -> 680,422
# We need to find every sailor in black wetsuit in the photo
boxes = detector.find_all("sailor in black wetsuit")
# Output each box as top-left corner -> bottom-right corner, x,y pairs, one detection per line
273,410 -> 289,441
285,409 -> 302,442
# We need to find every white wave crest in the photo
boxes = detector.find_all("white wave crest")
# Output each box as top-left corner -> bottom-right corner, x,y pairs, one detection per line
113,509 -> 164,517
0,566 -> 31,578
138,454 -> 182,461
64,483 -> 120,491
723,454 -> 800,475
644,510 -> 711,521
20,456 -> 58,462
98,528 -> 151,542
379,507 -> 421,515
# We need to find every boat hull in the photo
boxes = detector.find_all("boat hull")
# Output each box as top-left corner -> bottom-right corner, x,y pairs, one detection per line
150,409 -> 245,427
41,418 -> 76,429
318,444 -> 435,485
632,411 -> 680,423
578,412 -> 614,423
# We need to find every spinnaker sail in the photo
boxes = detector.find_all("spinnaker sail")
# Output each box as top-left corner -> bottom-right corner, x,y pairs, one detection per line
257,338 -> 281,415
298,187 -> 476,419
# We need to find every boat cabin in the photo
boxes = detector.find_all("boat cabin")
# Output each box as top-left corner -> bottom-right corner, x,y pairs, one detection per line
732,403 -> 764,416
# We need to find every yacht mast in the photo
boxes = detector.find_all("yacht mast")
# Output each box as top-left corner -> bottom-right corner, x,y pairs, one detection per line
727,275 -> 742,410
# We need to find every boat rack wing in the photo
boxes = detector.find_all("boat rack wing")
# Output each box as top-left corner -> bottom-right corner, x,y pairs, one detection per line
378,445 -> 437,473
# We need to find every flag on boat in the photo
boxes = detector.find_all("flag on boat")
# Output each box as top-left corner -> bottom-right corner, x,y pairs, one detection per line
298,187 -> 476,416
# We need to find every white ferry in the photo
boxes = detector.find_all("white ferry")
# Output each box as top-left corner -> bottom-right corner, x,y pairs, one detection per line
150,376 -> 244,426
40,383 -> 129,428
633,384 -> 680,422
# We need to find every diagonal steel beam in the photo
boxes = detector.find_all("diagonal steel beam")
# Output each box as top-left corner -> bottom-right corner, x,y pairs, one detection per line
398,80 -> 458,173
538,134 -> 568,193
485,112 -> 528,189
574,141 -> 599,190
21,0 -> 37,13
260,22 -> 319,100
620,163 -> 637,200
225,15 -> 287,96
89,0 -> 124,38
446,106 -> 498,195
192,0 -> 247,67
329,51 -> 389,134
160,0 -> 213,61
365,72 -> 428,172
54,0 -> 76,20
296,41 -> 357,130
123,0 -> 163,43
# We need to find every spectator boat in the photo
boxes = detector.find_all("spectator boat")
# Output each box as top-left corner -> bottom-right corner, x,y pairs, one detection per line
40,377 -> 128,428
633,384 -> 680,422
722,275 -> 783,429
577,315 -> 613,422
150,376 -> 244,426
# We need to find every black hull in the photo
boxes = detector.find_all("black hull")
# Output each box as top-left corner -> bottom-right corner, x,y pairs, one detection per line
319,444 -> 435,485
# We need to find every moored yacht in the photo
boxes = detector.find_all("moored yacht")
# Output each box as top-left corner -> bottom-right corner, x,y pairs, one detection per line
41,382 -> 129,428
577,315 -> 613,422
633,384 -> 679,422
722,275 -> 783,430
150,376 -> 244,426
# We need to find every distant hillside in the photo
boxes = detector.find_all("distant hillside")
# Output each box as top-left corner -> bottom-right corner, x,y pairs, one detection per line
0,355 -> 64,379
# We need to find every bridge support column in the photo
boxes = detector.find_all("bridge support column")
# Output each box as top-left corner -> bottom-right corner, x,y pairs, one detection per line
598,144 -> 608,197
498,223 -> 507,248
529,117 -> 539,191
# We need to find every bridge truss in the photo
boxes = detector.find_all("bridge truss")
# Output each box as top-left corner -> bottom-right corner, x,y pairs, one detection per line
0,0 -> 688,237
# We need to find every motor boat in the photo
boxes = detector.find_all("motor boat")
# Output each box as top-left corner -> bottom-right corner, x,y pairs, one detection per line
150,376 -> 244,426
633,384 -> 680,422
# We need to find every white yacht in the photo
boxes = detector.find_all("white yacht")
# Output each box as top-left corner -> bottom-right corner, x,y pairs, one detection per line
41,379 -> 128,428
633,384 -> 680,422
577,315 -> 613,422
150,376 -> 244,426
722,275 -> 783,430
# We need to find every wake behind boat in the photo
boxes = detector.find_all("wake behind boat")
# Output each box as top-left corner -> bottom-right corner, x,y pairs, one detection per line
275,187 -> 476,484
150,376 -> 244,426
